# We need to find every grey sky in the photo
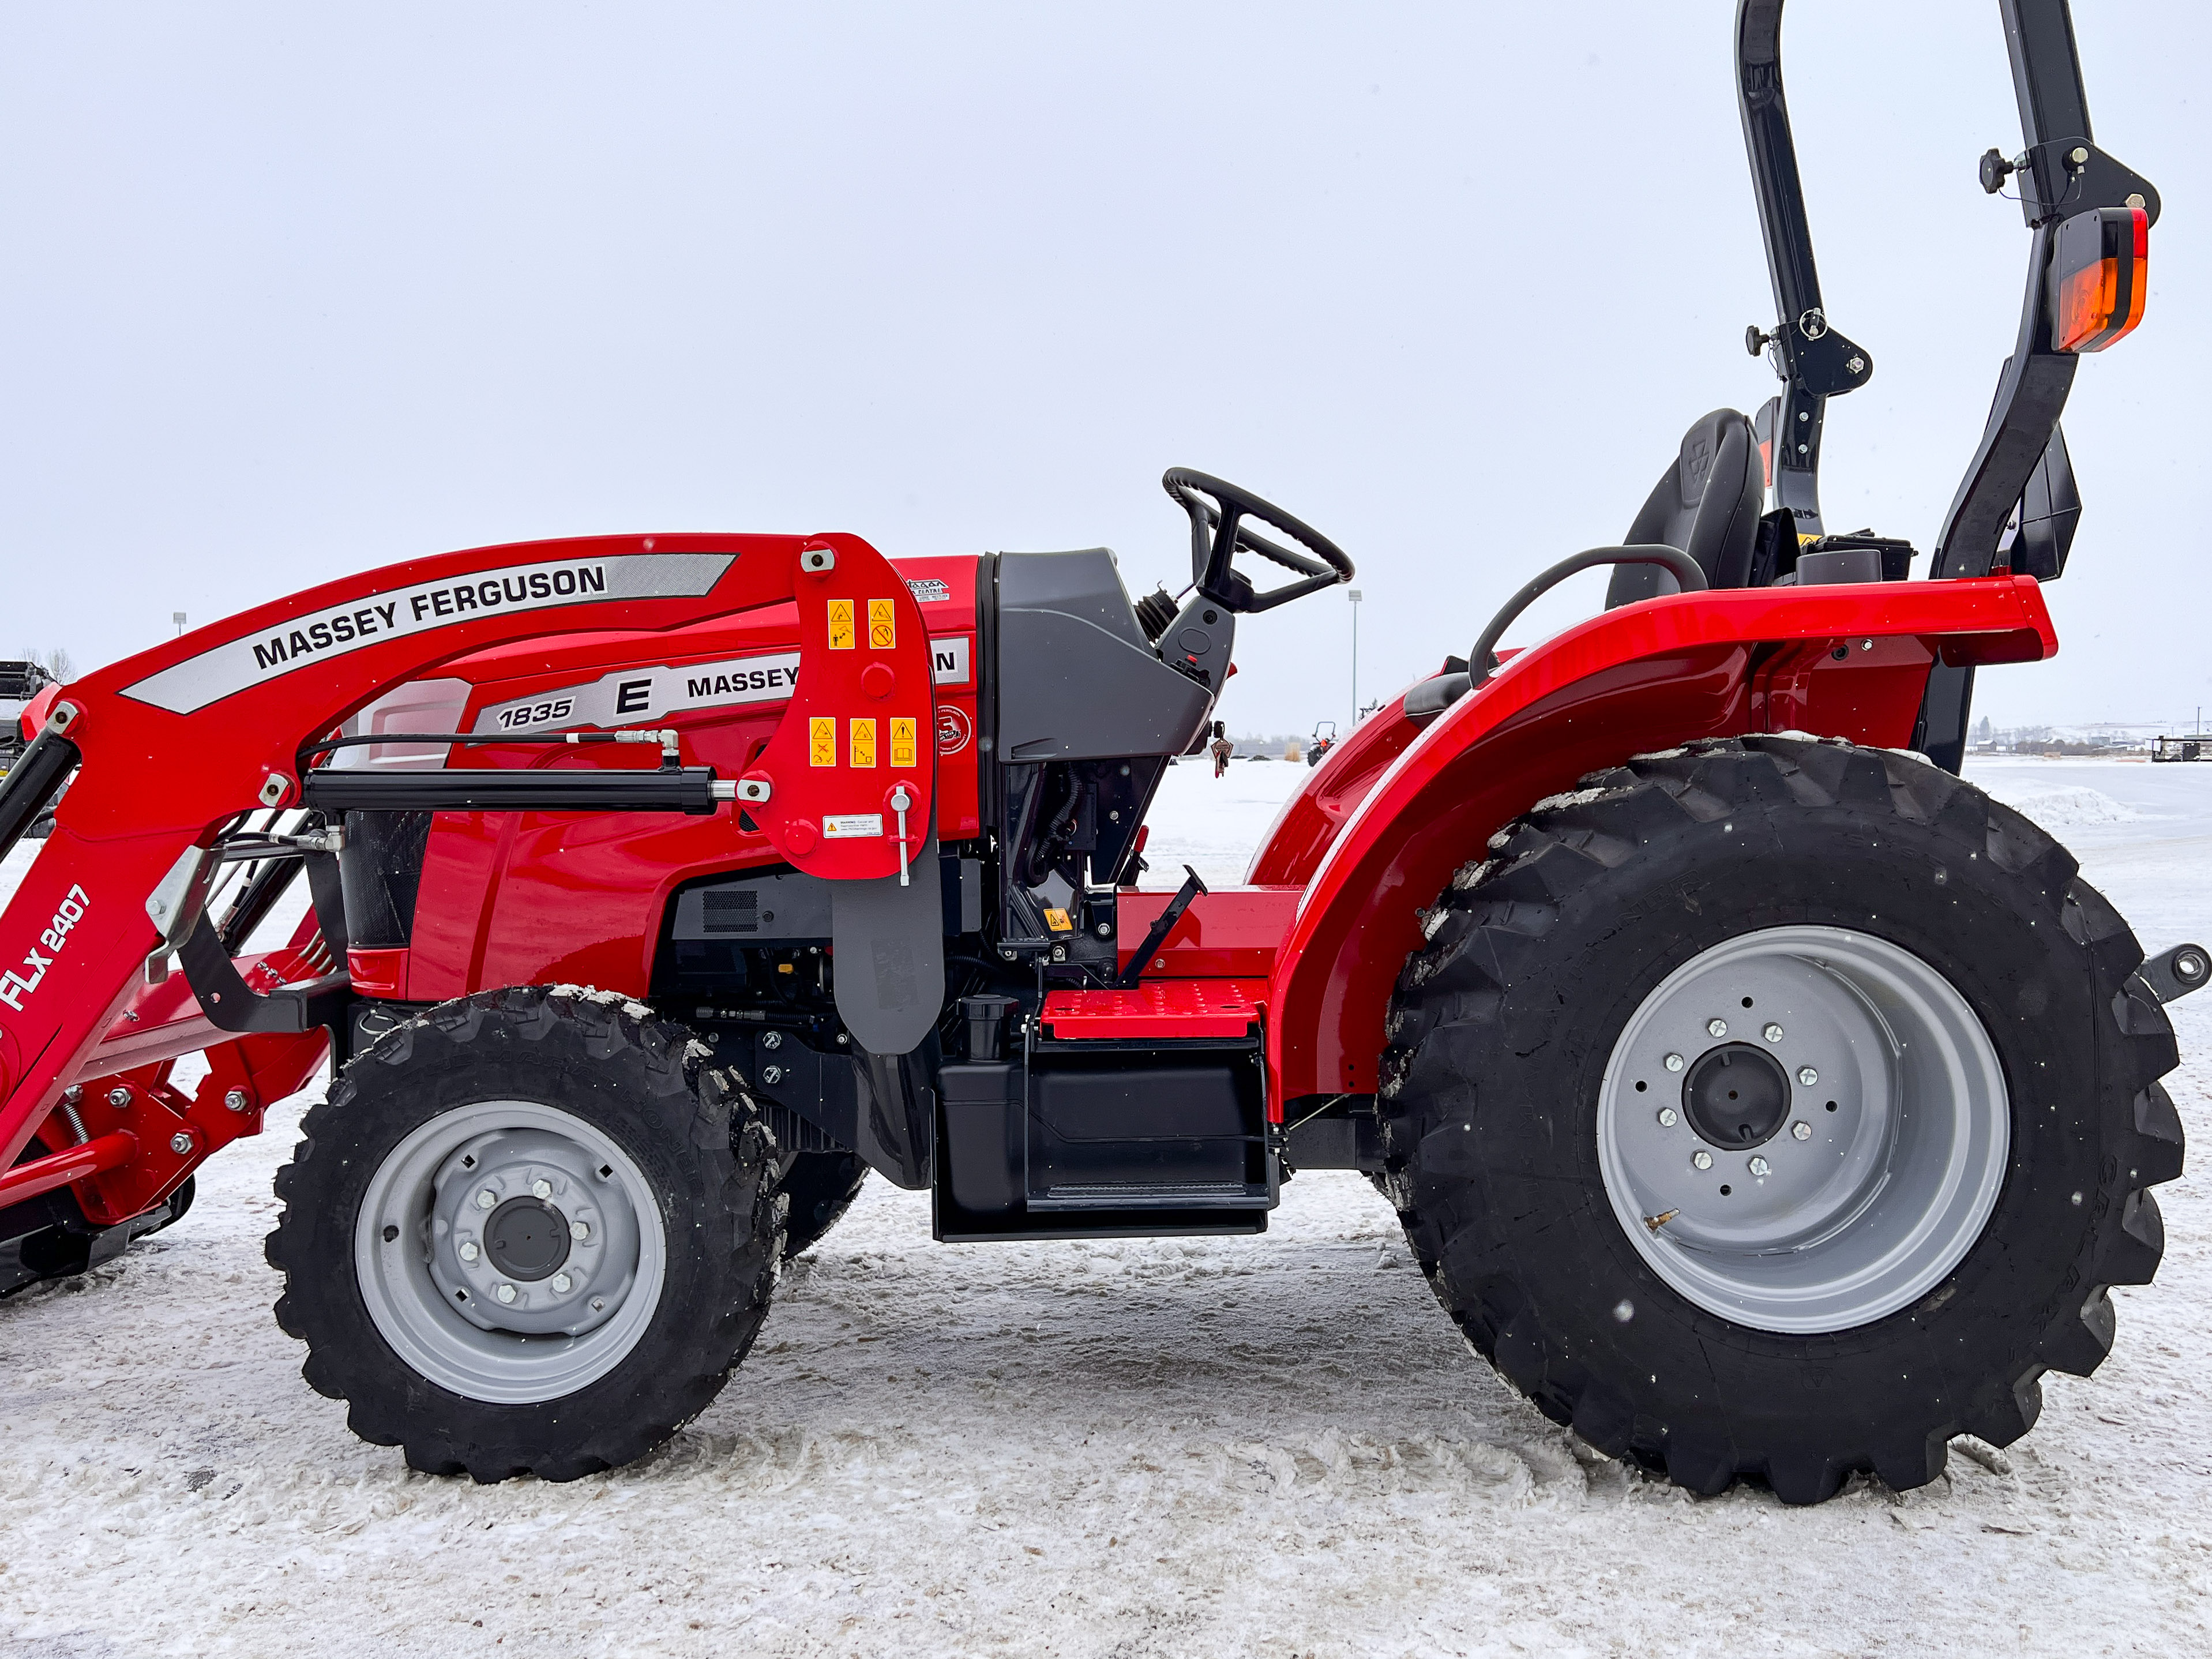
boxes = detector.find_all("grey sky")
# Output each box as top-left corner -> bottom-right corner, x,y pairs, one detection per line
3,2 -> 2203,734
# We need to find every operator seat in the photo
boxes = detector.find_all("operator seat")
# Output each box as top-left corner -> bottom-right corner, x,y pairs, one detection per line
1604,408 -> 1763,605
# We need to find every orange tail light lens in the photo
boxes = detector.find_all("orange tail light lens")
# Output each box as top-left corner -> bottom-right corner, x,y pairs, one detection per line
2050,205 -> 2148,354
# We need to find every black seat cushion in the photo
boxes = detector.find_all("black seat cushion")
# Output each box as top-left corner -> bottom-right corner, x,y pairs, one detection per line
1605,408 -> 1763,606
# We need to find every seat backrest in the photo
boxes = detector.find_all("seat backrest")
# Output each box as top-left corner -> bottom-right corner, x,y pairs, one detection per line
1604,408 -> 1763,606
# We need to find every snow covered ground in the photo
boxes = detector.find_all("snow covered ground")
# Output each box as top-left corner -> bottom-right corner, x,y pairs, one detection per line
5,754 -> 2212,1657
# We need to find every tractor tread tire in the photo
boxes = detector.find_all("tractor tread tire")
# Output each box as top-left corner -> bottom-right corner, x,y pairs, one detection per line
1377,735 -> 2183,1504
268,984 -> 784,1482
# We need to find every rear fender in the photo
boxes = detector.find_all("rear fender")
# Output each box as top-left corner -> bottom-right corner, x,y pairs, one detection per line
1265,576 -> 2055,1104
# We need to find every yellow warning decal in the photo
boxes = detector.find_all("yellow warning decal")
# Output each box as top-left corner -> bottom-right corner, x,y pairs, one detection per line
828,599 -> 855,650
849,717 -> 877,768
1043,907 -> 1073,933
809,716 -> 836,767
868,598 -> 896,649
889,716 -> 918,768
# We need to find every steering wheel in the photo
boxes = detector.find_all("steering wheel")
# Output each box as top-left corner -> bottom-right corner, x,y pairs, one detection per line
1162,468 -> 1355,613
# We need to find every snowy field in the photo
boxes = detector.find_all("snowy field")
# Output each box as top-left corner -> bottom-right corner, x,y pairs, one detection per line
5,753 -> 2212,1657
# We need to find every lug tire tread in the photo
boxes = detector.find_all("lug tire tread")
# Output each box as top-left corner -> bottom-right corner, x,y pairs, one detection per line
266,984 -> 784,1482
1377,735 -> 2183,1502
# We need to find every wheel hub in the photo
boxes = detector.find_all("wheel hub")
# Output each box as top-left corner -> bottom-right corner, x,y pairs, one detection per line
484,1195 -> 572,1281
1681,1043 -> 1790,1150
1595,925 -> 2009,1335
354,1101 -> 666,1405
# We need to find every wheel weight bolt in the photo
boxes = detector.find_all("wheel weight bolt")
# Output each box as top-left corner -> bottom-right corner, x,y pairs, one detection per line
1706,1019 -> 1727,1038
1748,1155 -> 1771,1177
1762,1023 -> 1785,1042
1797,1066 -> 1819,1086
1657,1108 -> 1678,1127
1692,1150 -> 1714,1170
1663,1053 -> 1685,1073
1791,1121 -> 1812,1141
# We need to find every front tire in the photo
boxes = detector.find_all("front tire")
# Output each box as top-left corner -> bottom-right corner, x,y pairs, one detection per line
1380,736 -> 2184,1503
268,985 -> 783,1481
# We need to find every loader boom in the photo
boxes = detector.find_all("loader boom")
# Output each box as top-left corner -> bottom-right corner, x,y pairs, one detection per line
0,530 -> 937,1198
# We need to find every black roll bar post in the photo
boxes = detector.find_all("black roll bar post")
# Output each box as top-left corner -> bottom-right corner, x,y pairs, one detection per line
1930,0 -> 2159,580
1734,0 -> 1875,540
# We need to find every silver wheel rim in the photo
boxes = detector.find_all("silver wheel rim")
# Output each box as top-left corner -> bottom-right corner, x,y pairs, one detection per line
1596,925 -> 2008,1334
354,1101 -> 668,1405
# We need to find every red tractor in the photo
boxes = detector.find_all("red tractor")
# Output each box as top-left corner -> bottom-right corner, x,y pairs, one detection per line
1,0 -> 2196,1503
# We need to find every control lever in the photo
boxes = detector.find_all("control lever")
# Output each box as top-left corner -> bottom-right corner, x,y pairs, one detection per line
1114,864 -> 1207,989
890,785 -> 913,887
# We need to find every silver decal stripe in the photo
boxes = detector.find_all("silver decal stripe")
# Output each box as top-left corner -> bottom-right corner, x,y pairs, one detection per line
120,553 -> 738,715
930,635 -> 971,686
472,634 -> 976,734
475,651 -> 805,734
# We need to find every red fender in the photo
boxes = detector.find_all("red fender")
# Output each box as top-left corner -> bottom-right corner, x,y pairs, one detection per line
1260,576 -> 2056,1106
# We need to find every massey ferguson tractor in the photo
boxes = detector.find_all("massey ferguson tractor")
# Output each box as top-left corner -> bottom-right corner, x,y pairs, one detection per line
1,0 -> 2198,1504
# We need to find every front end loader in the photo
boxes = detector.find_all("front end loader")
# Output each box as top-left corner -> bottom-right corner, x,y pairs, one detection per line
1,0 -> 2196,1502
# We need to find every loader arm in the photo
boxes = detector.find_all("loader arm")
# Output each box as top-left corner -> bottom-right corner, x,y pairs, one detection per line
0,530 -> 938,1192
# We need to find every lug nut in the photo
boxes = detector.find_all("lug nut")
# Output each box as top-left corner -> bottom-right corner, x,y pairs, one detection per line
1748,1155 -> 1771,1177
1706,1019 -> 1727,1038
169,1132 -> 193,1155
1692,1150 -> 1714,1170
476,1188 -> 498,1210
1791,1121 -> 1812,1141
1663,1053 -> 1685,1073
570,1221 -> 590,1241
223,1088 -> 249,1112
1762,1023 -> 1784,1043
1797,1066 -> 1819,1086
459,1241 -> 480,1263
495,1283 -> 518,1305
551,1272 -> 573,1293
107,1086 -> 132,1108
531,1178 -> 553,1200
1657,1108 -> 1678,1127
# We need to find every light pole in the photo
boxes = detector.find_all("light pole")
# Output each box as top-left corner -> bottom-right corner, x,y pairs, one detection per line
1347,588 -> 1362,725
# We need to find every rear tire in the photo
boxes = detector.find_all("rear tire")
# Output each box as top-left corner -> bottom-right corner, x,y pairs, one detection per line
1380,735 -> 2183,1503
268,985 -> 783,1481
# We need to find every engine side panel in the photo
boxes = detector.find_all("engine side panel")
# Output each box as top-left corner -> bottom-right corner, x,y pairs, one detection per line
397,555 -> 982,1001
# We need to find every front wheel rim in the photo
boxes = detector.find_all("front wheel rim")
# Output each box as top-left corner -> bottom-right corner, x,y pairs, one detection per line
1596,925 -> 2010,1335
354,1100 -> 669,1404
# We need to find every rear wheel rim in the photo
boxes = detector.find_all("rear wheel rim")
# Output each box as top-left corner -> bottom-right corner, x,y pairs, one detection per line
1596,925 -> 2009,1334
354,1100 -> 668,1404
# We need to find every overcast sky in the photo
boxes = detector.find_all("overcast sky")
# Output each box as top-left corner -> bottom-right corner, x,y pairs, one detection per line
3,1 -> 2205,735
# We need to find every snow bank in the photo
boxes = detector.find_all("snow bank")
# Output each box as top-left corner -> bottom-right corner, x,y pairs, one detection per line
1976,783 -> 2150,827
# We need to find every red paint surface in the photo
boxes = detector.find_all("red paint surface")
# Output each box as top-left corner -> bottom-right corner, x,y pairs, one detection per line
1264,575 -> 2057,1107
0,529 -> 931,1214
1114,888 -> 1299,978
1042,978 -> 1267,1040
